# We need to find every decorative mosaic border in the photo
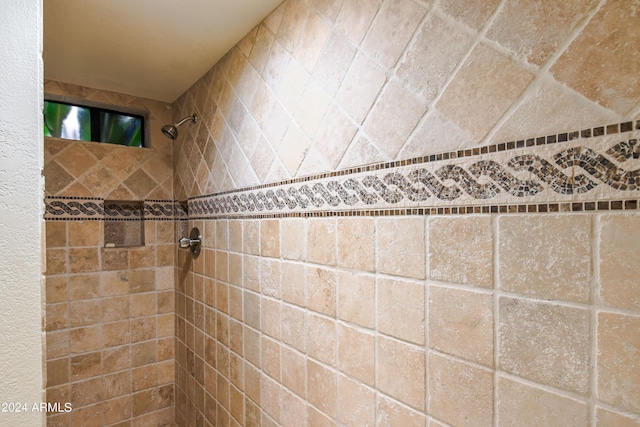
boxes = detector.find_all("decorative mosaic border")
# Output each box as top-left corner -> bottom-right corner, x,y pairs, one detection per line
44,197 -> 181,221
189,121 -> 640,219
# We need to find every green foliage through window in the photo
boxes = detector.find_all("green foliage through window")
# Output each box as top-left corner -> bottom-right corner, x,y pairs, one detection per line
44,100 -> 144,147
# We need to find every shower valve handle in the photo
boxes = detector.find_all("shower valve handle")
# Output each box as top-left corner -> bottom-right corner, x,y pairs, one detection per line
179,227 -> 202,256
179,237 -> 199,248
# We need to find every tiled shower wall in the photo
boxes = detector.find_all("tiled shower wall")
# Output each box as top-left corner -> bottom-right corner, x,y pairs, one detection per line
171,0 -> 640,427
44,83 -> 177,426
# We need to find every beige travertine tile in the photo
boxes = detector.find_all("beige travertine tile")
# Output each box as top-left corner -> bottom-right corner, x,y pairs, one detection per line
69,299 -> 101,327
70,403 -> 102,427
130,269 -> 155,293
103,370 -> 131,399
490,79 -> 618,144
47,330 -> 70,359
131,340 -> 157,367
100,271 -> 129,296
376,217 -> 425,279
487,0 -> 597,67
336,217 -> 374,271
260,219 -> 280,257
101,248 -> 128,271
335,378 -> 374,427
281,388 -> 307,427
69,247 -> 99,273
47,357 -> 70,387
228,220 -> 243,253
56,143 -> 97,179
497,375 -> 589,427
261,374 -> 282,422
336,51 -> 387,124
69,325 -> 102,353
46,248 -> 67,275
261,336 -> 282,380
436,43 -> 534,141
363,80 -> 427,159
102,345 -> 131,374
308,407 -> 336,427
261,258 -> 281,298
428,216 -> 493,288
361,0 -> 426,69
102,296 -> 129,323
306,266 -> 336,317
429,286 -> 493,366
130,246 -> 154,269
498,297 -> 590,394
338,324 -> 375,386
337,133 -> 388,169
397,14 -> 474,104
249,24 -> 275,73
281,219 -> 305,261
294,11 -> 332,72
550,0 -> 640,115
335,0 -> 380,44
306,218 -> 336,266
313,105 -> 358,170
278,0 -> 310,53
595,407 -> 640,427
295,79 -> 331,140
130,293 -> 156,318
47,276 -> 68,303
281,303 -> 307,352
278,122 -> 311,177
337,271 -> 374,328
68,274 -> 99,300
377,277 -> 425,344
377,395 -> 426,427
281,261 -> 305,307
377,336 -> 425,410
438,0 -> 501,32
307,359 -> 337,418
71,352 -> 102,381
281,346 -> 306,398
312,31 -> 356,98
44,160 -> 75,196
307,313 -> 336,365
499,215 -> 591,302
429,352 -> 493,427
597,312 -> 640,413
215,250 -> 229,282
46,221 -> 67,248
103,395 -> 132,425
599,215 -> 640,310
68,221 -> 100,247
261,297 -> 281,340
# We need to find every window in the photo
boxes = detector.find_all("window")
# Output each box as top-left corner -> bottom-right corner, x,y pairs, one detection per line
43,100 -> 145,147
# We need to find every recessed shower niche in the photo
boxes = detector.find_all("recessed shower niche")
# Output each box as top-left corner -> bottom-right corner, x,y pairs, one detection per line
103,200 -> 145,247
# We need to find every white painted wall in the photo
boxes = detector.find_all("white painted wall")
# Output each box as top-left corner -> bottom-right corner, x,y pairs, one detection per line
0,1 -> 45,426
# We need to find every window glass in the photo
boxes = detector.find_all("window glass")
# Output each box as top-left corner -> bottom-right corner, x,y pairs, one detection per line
100,111 -> 143,147
44,100 -> 144,147
43,101 -> 91,141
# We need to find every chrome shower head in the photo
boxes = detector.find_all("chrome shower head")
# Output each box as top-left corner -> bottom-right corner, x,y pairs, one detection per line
161,114 -> 198,140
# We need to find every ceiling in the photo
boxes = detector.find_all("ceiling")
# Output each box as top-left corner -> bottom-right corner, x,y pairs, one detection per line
44,0 -> 284,103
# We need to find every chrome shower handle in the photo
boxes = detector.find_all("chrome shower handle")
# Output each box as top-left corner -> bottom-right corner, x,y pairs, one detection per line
179,237 -> 199,248
179,227 -> 201,257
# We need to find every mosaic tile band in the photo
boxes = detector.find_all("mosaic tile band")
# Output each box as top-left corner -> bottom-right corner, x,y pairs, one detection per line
188,123 -> 640,219
45,122 -> 640,220
44,199 -> 185,221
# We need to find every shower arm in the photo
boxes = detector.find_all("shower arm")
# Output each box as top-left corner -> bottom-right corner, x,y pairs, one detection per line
175,115 -> 197,127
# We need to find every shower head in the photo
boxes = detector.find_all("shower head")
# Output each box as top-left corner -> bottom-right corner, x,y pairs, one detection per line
161,114 -> 198,139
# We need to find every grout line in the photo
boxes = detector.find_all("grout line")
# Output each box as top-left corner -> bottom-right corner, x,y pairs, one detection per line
590,214 -> 600,427
492,213 -> 500,426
